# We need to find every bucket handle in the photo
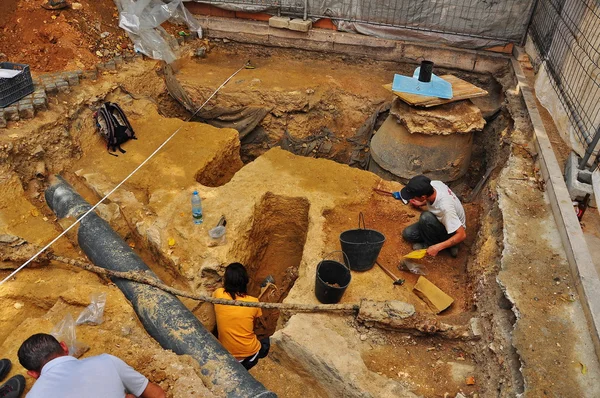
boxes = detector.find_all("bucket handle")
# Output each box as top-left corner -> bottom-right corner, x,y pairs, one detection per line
358,212 -> 366,229
318,251 -> 351,272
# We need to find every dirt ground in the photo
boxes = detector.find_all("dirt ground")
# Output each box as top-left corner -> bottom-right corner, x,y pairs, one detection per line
0,0 -> 194,72
0,43 -> 497,396
1,6 -> 600,396
0,0 -> 124,71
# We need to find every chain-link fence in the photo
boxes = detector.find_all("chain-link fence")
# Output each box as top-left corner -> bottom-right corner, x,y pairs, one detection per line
529,0 -> 600,168
192,0 -> 534,44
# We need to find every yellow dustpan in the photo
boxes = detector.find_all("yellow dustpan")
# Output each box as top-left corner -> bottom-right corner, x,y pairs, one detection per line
403,249 -> 427,260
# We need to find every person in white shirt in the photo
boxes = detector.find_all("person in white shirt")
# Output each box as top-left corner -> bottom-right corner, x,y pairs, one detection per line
393,175 -> 466,258
17,333 -> 165,398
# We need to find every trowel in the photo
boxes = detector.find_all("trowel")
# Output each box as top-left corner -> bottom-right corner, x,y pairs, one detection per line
392,60 -> 453,99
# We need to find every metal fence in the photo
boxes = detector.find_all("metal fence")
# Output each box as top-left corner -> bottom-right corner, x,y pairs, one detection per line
529,0 -> 600,168
193,0 -> 534,43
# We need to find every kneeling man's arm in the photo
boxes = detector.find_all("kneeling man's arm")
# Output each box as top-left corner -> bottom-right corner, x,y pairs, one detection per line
140,382 -> 166,398
427,226 -> 466,256
125,382 -> 165,398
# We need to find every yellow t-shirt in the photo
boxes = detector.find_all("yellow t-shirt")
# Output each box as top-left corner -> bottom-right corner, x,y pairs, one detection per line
212,288 -> 262,359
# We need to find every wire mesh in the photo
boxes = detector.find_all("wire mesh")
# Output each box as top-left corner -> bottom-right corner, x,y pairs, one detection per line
529,0 -> 600,167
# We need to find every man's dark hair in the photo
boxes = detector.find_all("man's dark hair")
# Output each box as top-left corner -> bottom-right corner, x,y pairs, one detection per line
224,262 -> 249,300
18,333 -> 64,372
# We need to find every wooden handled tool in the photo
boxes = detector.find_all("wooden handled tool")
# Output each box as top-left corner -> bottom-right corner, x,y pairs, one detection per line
375,261 -> 405,286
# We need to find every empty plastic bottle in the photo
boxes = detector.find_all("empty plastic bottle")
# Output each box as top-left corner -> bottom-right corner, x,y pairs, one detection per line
191,191 -> 203,224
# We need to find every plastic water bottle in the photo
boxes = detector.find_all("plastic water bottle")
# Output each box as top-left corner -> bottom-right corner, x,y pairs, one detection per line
191,191 -> 203,224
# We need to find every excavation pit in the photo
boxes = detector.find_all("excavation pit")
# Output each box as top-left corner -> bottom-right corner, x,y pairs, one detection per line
1,39 -> 594,398
234,192 -> 310,337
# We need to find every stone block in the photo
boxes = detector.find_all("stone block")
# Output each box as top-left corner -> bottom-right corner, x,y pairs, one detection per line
565,151 -> 595,205
333,32 -> 396,49
45,82 -> 57,94
113,56 -> 123,66
268,27 -> 315,48
288,18 -> 312,33
123,54 -> 134,63
194,47 -> 206,58
208,17 -> 269,35
104,60 -> 116,70
17,97 -> 32,107
33,92 -> 47,101
268,16 -> 290,29
18,103 -> 35,119
0,114 -> 6,128
33,87 -> 46,98
333,39 -> 402,62
66,72 -> 79,86
33,97 -> 48,111
82,69 -> 98,80
403,43 -> 478,72
4,106 -> 19,121
56,80 -> 69,93
183,33 -> 196,43
513,45 -> 530,63
447,361 -> 476,384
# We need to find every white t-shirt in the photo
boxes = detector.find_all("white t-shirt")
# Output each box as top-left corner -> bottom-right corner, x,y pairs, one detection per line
427,180 -> 466,234
26,354 -> 149,398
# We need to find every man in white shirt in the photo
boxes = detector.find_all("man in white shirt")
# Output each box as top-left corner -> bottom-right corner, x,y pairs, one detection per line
17,334 -> 165,398
394,175 -> 466,257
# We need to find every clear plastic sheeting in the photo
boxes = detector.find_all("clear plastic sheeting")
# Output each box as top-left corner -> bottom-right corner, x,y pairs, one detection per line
76,292 -> 108,326
115,0 -> 203,64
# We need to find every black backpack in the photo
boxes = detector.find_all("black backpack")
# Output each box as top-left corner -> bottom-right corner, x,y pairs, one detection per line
94,102 -> 137,155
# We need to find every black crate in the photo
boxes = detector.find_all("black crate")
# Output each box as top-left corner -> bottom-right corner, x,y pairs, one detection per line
0,62 -> 34,108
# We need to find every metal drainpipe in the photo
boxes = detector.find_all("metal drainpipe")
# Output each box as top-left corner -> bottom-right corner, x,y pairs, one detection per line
303,0 -> 308,20
45,176 -> 276,398
579,126 -> 600,170
521,0 -> 540,47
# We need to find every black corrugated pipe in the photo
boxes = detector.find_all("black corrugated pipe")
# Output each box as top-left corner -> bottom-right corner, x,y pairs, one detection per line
45,176 -> 276,398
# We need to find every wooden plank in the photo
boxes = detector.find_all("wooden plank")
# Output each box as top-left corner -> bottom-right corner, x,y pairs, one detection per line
383,75 -> 488,107
413,276 -> 454,314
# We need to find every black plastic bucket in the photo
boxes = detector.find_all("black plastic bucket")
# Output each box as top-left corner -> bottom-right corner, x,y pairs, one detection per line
315,252 -> 351,304
339,213 -> 386,271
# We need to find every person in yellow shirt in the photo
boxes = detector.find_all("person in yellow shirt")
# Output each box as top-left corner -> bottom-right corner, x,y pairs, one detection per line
213,263 -> 270,370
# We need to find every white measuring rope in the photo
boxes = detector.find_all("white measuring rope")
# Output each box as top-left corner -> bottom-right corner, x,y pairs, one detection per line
0,62 -> 249,286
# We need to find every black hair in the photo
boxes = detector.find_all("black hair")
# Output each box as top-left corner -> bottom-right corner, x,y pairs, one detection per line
224,262 -> 249,300
18,333 -> 64,372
